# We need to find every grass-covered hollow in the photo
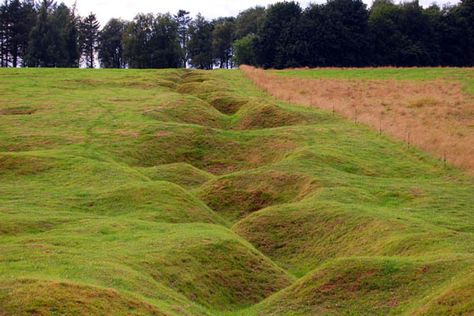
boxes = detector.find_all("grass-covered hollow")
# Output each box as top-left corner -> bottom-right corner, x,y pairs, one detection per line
0,68 -> 473,315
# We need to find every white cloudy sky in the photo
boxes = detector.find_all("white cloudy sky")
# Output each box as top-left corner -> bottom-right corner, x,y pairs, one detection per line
64,0 -> 458,24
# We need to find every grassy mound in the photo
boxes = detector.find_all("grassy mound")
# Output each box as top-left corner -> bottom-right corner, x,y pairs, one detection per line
155,75 -> 180,89
176,79 -> 221,98
140,163 -> 214,189
411,272 -> 474,315
0,279 -> 166,316
150,69 -> 318,132
139,225 -> 293,310
232,200 -> 405,274
233,101 -> 315,130
76,182 -> 225,224
232,195 -> 473,276
119,125 -> 295,174
251,257 -> 471,316
143,96 -> 226,129
0,221 -> 291,313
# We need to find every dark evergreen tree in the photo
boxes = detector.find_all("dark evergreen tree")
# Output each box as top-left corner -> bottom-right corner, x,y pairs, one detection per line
399,1 -> 439,65
175,9 -> 191,67
456,0 -> 474,65
434,5 -> 462,66
326,0 -> 369,66
98,18 -> 127,68
27,0 -> 55,67
5,0 -> 20,67
187,14 -> 213,69
298,3 -> 328,66
63,3 -> 80,67
255,1 -> 303,69
51,3 -> 80,67
123,13 -> 181,68
369,0 -> 440,66
212,17 -> 235,68
368,0 -> 402,65
123,13 -> 152,68
26,1 -> 79,67
80,13 -> 100,68
0,0 -> 35,67
300,0 -> 370,67
149,13 -> 182,68
0,0 -> 9,67
15,0 -> 36,66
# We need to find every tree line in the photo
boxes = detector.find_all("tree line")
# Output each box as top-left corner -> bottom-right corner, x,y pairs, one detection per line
0,0 -> 473,69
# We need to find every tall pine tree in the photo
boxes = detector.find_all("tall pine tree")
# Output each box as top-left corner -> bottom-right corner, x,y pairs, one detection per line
123,13 -> 181,68
27,0 -> 55,67
187,14 -> 213,69
0,0 -> 9,67
80,13 -> 100,68
4,0 -> 36,67
175,10 -> 191,67
212,17 -> 235,68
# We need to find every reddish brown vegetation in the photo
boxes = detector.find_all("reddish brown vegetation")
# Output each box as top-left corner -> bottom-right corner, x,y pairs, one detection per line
242,66 -> 474,174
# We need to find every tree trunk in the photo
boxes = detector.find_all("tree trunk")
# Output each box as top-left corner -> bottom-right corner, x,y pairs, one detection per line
12,45 -> 17,67
89,44 -> 93,68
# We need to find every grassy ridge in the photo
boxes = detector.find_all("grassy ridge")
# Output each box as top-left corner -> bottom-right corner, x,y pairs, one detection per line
0,68 -> 473,315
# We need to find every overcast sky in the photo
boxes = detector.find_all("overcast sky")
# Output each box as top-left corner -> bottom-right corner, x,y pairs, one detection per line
64,0 -> 458,24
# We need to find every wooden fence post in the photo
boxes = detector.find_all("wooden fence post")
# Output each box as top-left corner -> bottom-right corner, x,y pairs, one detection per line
379,113 -> 383,135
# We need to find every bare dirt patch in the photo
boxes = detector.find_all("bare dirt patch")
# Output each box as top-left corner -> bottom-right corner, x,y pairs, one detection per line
0,106 -> 36,115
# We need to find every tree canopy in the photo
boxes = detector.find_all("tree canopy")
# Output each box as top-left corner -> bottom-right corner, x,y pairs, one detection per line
0,0 -> 472,68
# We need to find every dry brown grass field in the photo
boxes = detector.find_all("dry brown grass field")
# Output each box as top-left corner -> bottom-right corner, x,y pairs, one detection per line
242,66 -> 474,174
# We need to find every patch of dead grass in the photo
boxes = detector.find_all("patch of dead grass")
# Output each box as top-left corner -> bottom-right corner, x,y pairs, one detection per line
0,154 -> 53,176
242,66 -> 474,174
0,106 -> 36,115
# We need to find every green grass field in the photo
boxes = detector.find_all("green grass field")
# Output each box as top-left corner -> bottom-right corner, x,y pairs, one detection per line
0,68 -> 473,315
273,67 -> 474,94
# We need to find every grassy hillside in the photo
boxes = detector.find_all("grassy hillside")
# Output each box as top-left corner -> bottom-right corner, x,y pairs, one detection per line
0,68 -> 473,315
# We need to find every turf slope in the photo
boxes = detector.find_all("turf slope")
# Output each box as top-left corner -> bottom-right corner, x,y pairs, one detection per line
0,68 -> 473,315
